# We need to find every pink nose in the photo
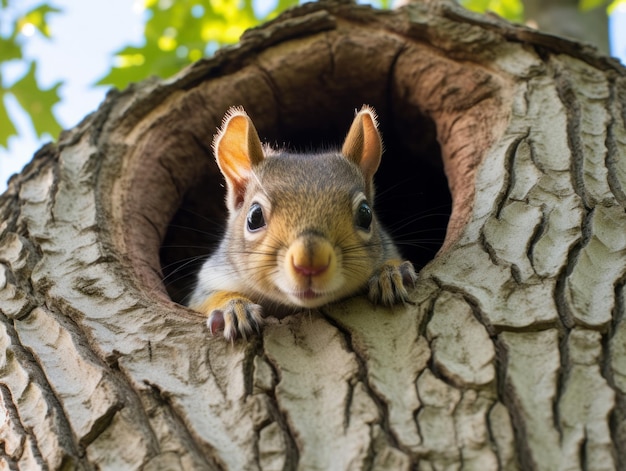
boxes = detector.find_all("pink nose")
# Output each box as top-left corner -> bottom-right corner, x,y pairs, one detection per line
292,260 -> 329,277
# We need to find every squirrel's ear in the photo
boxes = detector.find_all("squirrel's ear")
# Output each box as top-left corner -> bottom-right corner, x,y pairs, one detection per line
213,107 -> 265,210
341,106 -> 382,181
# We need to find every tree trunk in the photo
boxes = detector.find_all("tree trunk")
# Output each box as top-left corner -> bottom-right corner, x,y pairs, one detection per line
1,0 -> 625,469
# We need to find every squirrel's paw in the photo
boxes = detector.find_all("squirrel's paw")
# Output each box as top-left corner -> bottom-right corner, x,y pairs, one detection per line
368,259 -> 417,306
201,294 -> 263,341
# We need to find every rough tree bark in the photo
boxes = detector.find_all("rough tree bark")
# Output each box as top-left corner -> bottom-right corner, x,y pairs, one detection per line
1,0 -> 625,469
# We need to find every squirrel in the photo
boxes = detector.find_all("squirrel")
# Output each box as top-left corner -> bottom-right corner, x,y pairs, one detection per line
187,105 -> 417,340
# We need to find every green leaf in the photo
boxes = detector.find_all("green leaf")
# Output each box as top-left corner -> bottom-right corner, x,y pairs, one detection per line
495,0 -> 524,22
9,62 -> 62,140
18,4 -> 62,39
0,2 -> 63,148
0,37 -> 22,62
96,42 -> 187,87
459,0 -> 524,22
0,92 -> 18,148
608,0 -> 626,13
95,0 -> 300,89
579,0 -> 608,10
276,0 -> 299,15
460,0 -> 492,14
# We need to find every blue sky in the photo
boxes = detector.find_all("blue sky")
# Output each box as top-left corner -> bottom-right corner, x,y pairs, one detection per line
1,0 -> 626,192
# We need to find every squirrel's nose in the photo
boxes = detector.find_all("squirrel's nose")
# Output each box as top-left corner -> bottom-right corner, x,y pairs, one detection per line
292,258 -> 330,276
286,235 -> 335,279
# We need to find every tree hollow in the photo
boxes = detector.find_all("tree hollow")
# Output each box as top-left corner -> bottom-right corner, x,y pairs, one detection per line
112,9 -> 507,305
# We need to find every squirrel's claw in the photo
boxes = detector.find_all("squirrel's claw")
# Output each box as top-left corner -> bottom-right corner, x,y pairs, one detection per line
207,298 -> 263,341
207,310 -> 225,336
368,259 -> 417,306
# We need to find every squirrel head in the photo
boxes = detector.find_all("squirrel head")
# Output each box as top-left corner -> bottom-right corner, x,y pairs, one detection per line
213,106 -> 382,211
211,106 -> 387,308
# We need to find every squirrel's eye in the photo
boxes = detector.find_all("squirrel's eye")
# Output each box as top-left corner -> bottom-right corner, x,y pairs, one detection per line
246,203 -> 266,232
355,201 -> 372,230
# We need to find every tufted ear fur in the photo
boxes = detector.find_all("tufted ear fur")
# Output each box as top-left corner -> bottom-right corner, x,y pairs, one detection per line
341,105 -> 382,184
213,107 -> 265,211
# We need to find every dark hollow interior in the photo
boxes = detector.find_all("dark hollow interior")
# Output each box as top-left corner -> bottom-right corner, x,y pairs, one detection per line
160,109 -> 451,305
